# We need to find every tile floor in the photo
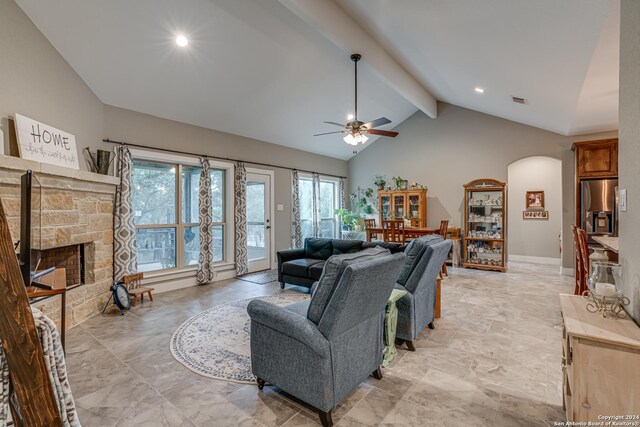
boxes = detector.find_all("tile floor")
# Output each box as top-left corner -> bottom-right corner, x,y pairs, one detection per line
65,262 -> 571,426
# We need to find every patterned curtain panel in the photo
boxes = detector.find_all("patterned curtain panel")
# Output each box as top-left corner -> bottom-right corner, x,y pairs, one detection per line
197,158 -> 215,284
312,173 -> 321,237
234,162 -> 249,276
114,145 -> 137,282
339,178 -> 346,209
291,170 -> 302,249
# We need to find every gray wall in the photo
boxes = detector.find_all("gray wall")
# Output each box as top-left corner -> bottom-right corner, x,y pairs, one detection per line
507,157 -> 562,261
0,0 -> 104,158
348,102 -> 617,269
0,0 -> 347,255
619,0 -> 640,323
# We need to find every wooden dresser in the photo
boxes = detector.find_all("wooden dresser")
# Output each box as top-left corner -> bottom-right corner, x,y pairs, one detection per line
560,294 -> 640,422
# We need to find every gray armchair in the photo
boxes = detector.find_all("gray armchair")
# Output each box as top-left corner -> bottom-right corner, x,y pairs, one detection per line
248,249 -> 404,426
394,235 -> 453,350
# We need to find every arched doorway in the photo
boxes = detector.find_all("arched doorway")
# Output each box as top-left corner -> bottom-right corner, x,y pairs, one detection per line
507,156 -> 563,268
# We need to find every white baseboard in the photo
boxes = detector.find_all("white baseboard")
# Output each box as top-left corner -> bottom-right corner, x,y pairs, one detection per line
509,255 -> 561,266
141,265 -> 237,294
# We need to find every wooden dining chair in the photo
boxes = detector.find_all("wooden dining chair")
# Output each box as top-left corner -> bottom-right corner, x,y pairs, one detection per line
364,218 -> 378,240
577,228 -> 590,295
382,219 -> 405,243
571,226 -> 583,295
438,220 -> 449,277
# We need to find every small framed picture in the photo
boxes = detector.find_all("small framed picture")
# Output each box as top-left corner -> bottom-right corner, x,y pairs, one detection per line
523,210 -> 549,220
526,191 -> 545,210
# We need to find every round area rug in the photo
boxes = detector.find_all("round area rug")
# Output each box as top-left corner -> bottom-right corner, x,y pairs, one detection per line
170,292 -> 309,383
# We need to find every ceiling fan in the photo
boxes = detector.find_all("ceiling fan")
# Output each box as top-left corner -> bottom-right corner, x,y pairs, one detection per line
314,53 -> 399,146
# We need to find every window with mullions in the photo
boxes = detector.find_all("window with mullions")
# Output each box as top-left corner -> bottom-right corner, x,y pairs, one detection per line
299,177 -> 338,240
132,160 -> 226,273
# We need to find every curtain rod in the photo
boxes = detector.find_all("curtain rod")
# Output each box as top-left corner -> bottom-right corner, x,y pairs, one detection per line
102,138 -> 347,179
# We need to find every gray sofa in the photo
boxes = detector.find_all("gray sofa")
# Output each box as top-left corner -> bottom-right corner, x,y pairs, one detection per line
248,248 -> 404,426
277,237 -> 405,289
394,234 -> 453,350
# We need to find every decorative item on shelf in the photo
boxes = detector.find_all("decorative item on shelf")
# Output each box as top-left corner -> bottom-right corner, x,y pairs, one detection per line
374,175 -> 387,191
582,261 -> 630,318
589,248 -> 608,273
392,176 -> 407,190
83,147 -> 114,175
14,113 -> 80,169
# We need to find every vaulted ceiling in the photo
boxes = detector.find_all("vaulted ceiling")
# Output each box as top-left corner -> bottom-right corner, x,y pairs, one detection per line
16,0 -> 619,160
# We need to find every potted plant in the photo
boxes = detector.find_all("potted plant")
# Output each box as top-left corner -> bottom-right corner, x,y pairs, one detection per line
374,175 -> 387,191
334,208 -> 361,231
392,176 -> 407,190
350,187 -> 376,216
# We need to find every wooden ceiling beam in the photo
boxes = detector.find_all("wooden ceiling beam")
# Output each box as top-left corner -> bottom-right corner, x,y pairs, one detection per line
279,0 -> 438,118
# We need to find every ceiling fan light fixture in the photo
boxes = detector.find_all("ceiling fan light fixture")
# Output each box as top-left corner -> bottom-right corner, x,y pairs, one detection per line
343,133 -> 358,145
343,132 -> 368,145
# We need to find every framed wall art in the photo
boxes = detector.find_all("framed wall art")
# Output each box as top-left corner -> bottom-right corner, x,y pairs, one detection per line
526,191 -> 545,210
523,210 -> 549,220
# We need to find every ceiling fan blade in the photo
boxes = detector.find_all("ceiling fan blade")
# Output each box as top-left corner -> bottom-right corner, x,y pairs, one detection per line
363,117 -> 391,129
314,131 -> 345,136
367,129 -> 399,138
323,121 -> 347,127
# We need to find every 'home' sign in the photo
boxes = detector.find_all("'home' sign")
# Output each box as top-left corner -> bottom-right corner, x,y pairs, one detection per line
14,113 -> 79,169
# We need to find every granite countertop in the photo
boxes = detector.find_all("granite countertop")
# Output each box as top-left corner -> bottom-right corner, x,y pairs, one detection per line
592,235 -> 619,253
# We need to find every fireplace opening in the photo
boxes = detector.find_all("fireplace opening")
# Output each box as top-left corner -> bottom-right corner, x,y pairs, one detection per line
31,244 -> 86,288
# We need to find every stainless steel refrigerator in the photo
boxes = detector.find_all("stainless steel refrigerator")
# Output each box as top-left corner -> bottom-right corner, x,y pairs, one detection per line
581,179 -> 618,245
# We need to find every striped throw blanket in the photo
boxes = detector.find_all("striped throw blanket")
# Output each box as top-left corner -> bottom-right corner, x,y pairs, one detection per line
0,307 -> 80,427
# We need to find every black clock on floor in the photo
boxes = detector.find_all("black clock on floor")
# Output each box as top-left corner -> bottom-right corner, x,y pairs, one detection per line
109,282 -> 131,315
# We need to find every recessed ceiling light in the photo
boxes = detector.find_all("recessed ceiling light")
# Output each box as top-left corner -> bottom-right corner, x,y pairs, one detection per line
176,35 -> 189,47
474,87 -> 484,93
347,114 -> 354,120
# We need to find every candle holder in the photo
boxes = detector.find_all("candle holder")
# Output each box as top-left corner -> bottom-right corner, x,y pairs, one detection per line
582,290 -> 630,318
582,261 -> 630,318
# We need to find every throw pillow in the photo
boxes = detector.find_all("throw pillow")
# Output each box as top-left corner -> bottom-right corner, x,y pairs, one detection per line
332,239 -> 364,255
304,238 -> 333,259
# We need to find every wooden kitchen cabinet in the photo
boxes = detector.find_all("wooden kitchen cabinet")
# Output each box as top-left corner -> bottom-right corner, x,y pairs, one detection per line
560,294 -> 640,422
573,139 -> 618,179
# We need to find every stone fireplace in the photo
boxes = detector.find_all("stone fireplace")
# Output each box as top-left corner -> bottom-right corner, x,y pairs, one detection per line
0,154 -> 118,328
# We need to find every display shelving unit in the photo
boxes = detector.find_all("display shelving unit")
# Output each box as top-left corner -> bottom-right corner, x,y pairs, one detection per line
463,178 -> 507,272
378,189 -> 427,227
